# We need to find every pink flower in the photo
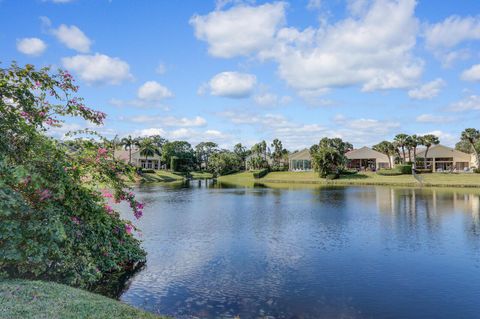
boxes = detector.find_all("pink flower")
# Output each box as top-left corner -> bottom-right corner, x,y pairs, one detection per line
136,202 -> 144,210
134,210 -> 143,219
97,148 -> 108,158
102,191 -> 113,198
104,205 -> 114,215
71,216 -> 81,225
125,224 -> 133,235
37,189 -> 52,201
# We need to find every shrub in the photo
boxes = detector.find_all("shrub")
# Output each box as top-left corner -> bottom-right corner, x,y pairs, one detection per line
474,168 -> 480,174
395,164 -> 412,174
339,169 -> 358,175
377,169 -> 403,176
170,156 -> 179,172
325,173 -> 339,180
253,168 -> 269,179
0,63 -> 146,289
141,169 -> 155,174
415,168 -> 432,174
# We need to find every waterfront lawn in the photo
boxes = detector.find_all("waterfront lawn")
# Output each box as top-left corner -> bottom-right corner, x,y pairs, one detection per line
219,171 -> 480,188
0,280 -> 165,319
141,171 -> 185,183
190,171 -> 214,179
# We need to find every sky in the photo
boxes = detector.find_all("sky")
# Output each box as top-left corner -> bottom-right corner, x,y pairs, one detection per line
2,0 -> 480,150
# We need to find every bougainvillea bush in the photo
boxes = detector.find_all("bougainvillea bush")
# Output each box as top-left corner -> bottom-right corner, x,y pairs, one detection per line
0,63 -> 146,288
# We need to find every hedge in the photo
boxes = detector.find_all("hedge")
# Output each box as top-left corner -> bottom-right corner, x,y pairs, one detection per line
377,169 -> 403,176
253,168 -> 269,179
395,164 -> 412,174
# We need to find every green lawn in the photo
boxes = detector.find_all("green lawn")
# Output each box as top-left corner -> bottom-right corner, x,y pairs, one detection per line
218,171 -> 480,188
0,280 -> 166,319
140,170 -> 185,183
189,171 -> 214,179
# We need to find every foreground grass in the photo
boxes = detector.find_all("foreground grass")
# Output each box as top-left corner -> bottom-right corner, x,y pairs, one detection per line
218,171 -> 480,188
0,280 -> 165,319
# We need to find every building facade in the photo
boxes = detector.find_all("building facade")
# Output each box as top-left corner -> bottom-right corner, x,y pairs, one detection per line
288,149 -> 312,171
115,148 -> 163,170
415,144 -> 474,172
345,147 -> 391,171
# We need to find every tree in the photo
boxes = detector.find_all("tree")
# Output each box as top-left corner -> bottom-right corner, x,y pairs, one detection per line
409,134 -> 421,167
207,150 -> 243,177
420,134 -> 440,169
310,137 -> 351,178
138,138 -> 160,163
271,138 -> 287,170
0,62 -> 145,288
460,128 -> 480,167
394,134 -> 409,164
161,141 -> 195,171
372,141 -> 395,168
233,143 -> 250,170
249,141 -> 269,170
121,135 -> 136,164
195,141 -> 218,170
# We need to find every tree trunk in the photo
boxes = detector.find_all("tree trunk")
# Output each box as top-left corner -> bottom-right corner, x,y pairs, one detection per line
401,147 -> 406,164
128,147 -> 132,164
471,142 -> 480,167
413,147 -> 417,169
388,154 -> 392,169
424,147 -> 430,169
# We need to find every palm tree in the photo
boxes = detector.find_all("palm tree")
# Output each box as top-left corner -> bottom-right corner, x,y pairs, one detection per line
460,128 -> 480,167
409,134 -> 421,168
121,135 -> 136,164
373,141 -> 396,168
138,138 -> 161,169
394,134 -> 409,164
420,134 -> 440,169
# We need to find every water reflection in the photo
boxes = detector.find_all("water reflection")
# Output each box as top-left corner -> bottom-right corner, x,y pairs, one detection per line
118,184 -> 480,319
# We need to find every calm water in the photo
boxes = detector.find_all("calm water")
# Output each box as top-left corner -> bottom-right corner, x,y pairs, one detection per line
118,181 -> 480,319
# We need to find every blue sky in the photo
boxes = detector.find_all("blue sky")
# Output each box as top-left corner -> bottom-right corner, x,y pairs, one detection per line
2,0 -> 480,150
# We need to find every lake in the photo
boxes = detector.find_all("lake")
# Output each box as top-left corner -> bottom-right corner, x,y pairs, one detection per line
118,180 -> 480,319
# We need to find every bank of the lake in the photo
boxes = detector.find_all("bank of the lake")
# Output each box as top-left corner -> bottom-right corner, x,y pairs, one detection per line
138,171 -> 213,183
0,280 -> 167,319
218,171 -> 480,188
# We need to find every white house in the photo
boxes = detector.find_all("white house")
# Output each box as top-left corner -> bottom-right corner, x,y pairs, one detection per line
415,144 -> 474,172
345,147 -> 392,170
115,148 -> 162,170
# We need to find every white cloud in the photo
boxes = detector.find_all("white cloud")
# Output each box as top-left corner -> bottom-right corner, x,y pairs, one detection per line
52,24 -> 91,52
424,15 -> 480,50
266,0 -> 422,92
134,128 -> 167,137
62,53 -> 132,85
16,38 -> 47,56
449,95 -> 480,112
307,0 -> 322,10
416,114 -> 453,123
418,130 -> 456,146
137,81 -> 173,101
207,72 -> 257,98
130,115 -> 206,127
461,64 -> 480,82
190,2 -> 286,58
407,78 -> 445,100
253,92 -> 291,106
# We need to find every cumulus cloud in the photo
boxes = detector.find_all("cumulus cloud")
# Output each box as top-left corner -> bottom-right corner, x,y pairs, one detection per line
416,114 -> 453,123
130,115 -> 206,127
418,130 -> 456,146
407,78 -> 445,99
190,2 -> 286,58
51,24 -> 92,52
62,54 -> 132,85
16,38 -> 47,56
206,72 -> 257,98
461,64 -> 480,82
449,95 -> 480,112
137,81 -> 173,101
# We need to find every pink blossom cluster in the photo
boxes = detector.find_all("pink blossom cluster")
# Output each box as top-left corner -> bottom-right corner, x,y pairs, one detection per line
36,188 -> 52,201
125,223 -> 133,235
71,216 -> 81,225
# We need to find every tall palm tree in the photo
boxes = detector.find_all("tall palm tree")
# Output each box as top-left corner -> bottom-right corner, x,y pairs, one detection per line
420,134 -> 440,169
394,134 -> 409,164
373,141 -> 396,168
460,128 -> 480,167
409,134 -> 421,168
121,135 -> 136,164
138,138 -> 161,169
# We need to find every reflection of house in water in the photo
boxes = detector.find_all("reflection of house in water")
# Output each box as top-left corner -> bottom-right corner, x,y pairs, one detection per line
375,187 -> 480,220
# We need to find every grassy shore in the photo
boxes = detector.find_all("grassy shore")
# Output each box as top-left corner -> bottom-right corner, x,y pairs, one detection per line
0,280 -> 165,319
218,171 -> 480,188
139,171 -> 213,183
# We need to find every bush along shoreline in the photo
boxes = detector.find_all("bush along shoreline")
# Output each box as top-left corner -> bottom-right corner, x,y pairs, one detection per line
0,63 -> 146,291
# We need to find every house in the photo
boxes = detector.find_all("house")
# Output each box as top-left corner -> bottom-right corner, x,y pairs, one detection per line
115,148 -> 162,170
288,149 -> 312,171
345,146 -> 391,171
415,144 -> 474,172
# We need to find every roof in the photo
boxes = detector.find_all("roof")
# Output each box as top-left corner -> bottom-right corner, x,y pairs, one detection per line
416,144 -> 472,161
345,146 -> 390,162
288,148 -> 311,160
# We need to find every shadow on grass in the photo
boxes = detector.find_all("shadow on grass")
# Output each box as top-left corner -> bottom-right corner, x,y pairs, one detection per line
338,173 -> 369,180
